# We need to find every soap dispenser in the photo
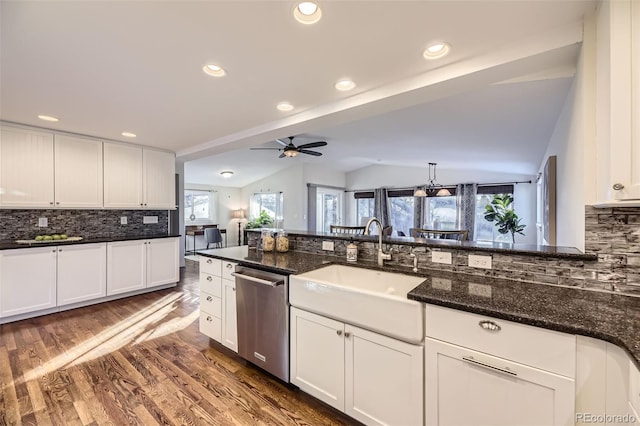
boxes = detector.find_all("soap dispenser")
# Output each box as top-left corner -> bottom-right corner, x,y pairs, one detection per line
346,238 -> 358,262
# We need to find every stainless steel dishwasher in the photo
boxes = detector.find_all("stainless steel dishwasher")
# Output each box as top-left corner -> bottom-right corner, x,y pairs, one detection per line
233,265 -> 290,382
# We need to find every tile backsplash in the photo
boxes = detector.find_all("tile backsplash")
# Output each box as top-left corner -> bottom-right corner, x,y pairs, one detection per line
0,209 -> 168,240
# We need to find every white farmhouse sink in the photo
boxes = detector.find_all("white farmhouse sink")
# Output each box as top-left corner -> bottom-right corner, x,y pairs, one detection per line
289,264 -> 425,344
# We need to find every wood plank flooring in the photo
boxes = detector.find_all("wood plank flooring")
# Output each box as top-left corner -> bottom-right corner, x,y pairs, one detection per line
0,260 -> 358,425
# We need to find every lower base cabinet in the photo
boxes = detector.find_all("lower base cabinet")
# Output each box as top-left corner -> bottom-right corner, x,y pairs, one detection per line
199,257 -> 237,353
290,307 -> 423,426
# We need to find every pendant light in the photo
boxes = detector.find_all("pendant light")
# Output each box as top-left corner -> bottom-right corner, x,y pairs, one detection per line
414,163 -> 451,197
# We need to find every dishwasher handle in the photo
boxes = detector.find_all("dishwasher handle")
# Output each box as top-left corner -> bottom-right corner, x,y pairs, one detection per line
232,271 -> 283,287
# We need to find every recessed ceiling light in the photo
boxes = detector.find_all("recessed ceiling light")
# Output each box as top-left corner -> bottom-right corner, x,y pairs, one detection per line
277,102 -> 294,112
220,171 -> 234,178
38,115 -> 59,122
203,64 -> 226,77
121,132 -> 136,138
294,2 -> 322,24
335,79 -> 356,91
423,42 -> 451,59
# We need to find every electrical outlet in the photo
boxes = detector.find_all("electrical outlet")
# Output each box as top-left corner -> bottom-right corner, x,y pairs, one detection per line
120,216 -> 128,225
38,217 -> 48,227
322,241 -> 335,251
469,254 -> 492,269
143,216 -> 158,224
431,250 -> 452,264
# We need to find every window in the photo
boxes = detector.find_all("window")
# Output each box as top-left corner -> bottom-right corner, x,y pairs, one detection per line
316,187 -> 343,232
474,185 -> 514,243
388,190 -> 415,236
424,195 -> 457,230
184,189 -> 217,223
354,192 -> 374,226
250,192 -> 284,227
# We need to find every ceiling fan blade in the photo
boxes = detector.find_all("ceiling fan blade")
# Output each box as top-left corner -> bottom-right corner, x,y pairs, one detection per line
299,149 -> 323,156
297,141 -> 327,149
278,152 -> 287,158
275,138 -> 289,147
250,147 -> 281,150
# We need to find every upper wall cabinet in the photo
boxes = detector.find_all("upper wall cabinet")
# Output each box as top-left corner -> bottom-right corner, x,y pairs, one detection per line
598,0 -> 640,202
103,141 -> 175,209
0,126 -> 103,208
0,126 -> 55,207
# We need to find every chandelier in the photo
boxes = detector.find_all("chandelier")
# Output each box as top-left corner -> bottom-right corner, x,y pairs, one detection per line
414,163 -> 451,197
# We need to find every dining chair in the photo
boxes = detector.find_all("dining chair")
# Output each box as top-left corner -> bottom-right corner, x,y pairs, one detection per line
411,228 -> 469,241
205,228 -> 224,248
329,225 -> 367,234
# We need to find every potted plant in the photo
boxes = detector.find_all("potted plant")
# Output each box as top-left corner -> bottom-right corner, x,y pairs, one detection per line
244,210 -> 274,229
483,194 -> 526,244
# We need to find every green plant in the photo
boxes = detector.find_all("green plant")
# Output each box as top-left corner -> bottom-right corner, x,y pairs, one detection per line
484,194 -> 526,244
245,210 -> 274,229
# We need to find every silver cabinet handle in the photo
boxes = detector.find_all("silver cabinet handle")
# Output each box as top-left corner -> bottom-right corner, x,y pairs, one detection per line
478,320 -> 501,332
231,271 -> 282,287
344,332 -> 351,338
206,296 -> 213,301
207,259 -> 213,264
336,330 -> 343,336
462,356 -> 517,377
613,183 -> 625,190
206,316 -> 213,322
206,276 -> 213,281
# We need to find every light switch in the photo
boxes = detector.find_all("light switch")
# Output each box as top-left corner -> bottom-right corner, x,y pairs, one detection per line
38,217 -> 48,227
120,216 -> 128,225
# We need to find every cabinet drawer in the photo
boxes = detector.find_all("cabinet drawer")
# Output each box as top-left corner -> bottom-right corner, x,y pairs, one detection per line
425,305 -> 576,377
200,257 -> 221,276
200,292 -> 221,318
222,261 -> 236,280
199,311 -> 221,342
631,360 -> 640,415
199,272 -> 222,297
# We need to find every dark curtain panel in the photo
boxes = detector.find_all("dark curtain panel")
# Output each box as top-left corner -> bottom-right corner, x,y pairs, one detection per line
456,183 -> 477,240
307,184 -> 317,232
373,188 -> 391,229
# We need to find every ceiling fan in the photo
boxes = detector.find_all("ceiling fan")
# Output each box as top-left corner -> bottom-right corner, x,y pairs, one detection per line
250,136 -> 327,158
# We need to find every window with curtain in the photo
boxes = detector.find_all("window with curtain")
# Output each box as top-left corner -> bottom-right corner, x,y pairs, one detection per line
250,192 -> 284,227
315,187 -> 344,232
184,189 -> 217,223
474,185 -> 514,242
424,194 -> 458,230
387,189 -> 415,236
354,192 -> 374,226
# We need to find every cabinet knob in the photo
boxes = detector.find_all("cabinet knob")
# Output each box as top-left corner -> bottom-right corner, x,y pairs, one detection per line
336,330 -> 343,336
226,264 -> 233,269
140,203 -> 144,207
52,249 -> 56,253
207,259 -> 213,264
49,202 -> 54,205
613,183 -> 625,190
206,276 -> 213,281
206,316 -> 213,322
344,332 -> 351,338
55,202 -> 60,205
58,249 -> 62,252
478,320 -> 501,332
206,296 -> 213,301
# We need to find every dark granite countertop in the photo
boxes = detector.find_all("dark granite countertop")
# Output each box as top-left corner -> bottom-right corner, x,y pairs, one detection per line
0,233 -> 181,250
198,246 -> 639,369
246,228 -> 597,260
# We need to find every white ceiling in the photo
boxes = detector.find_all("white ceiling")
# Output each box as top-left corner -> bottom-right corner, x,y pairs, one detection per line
0,1 -> 596,187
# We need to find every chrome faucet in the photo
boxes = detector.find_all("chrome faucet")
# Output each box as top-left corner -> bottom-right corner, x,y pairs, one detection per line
364,218 -> 392,266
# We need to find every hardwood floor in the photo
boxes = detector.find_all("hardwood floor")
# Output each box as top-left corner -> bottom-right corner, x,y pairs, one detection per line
0,260 -> 357,425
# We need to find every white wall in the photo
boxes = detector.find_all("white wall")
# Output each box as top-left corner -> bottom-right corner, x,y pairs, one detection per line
184,182 -> 243,247
345,164 -> 537,244
537,13 -> 597,251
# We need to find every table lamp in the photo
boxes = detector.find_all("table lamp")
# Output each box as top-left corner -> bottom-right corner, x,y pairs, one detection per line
232,209 -> 246,245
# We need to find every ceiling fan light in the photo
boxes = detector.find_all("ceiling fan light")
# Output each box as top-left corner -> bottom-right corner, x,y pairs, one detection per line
414,188 -> 427,197
294,2 -> 322,24
284,149 -> 298,157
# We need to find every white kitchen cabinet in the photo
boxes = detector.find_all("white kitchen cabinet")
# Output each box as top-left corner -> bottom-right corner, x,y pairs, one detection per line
57,243 -> 107,306
54,134 -> 103,208
631,360 -> 640,423
425,305 -> 575,426
146,237 -> 180,288
107,237 -> 179,295
143,148 -> 175,209
290,307 -> 423,426
0,247 -> 57,317
0,126 -> 54,207
103,142 -> 175,209
198,257 -> 237,352
595,0 -> 640,203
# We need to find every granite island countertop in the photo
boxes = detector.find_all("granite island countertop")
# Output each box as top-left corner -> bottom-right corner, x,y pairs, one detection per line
0,233 -> 181,250
196,246 -> 640,369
